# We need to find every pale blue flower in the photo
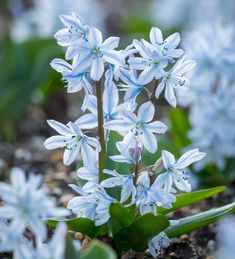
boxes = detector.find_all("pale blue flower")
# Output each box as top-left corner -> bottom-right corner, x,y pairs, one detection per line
136,171 -> 176,215
72,27 -> 124,81
129,39 -> 168,85
0,168 -> 68,241
119,68 -> 145,102
54,13 -> 89,47
104,101 -> 168,153
50,58 -> 92,94
155,56 -> 196,107
44,120 -> 100,165
101,170 -> 136,203
110,137 -> 142,164
157,149 -> 206,192
149,27 -> 184,60
67,185 -> 115,226
76,68 -> 132,129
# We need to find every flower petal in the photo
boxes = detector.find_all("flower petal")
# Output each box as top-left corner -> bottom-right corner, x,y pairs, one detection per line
90,56 -> 104,81
138,101 -> 155,123
175,149 -> 206,169
161,150 -> 176,169
140,128 -> 157,153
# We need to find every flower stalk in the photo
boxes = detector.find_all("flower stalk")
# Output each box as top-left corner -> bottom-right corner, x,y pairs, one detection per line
96,79 -> 106,182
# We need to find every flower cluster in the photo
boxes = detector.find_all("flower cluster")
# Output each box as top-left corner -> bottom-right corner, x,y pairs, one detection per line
178,23 -> 235,170
42,13 -> 206,257
0,168 -> 69,258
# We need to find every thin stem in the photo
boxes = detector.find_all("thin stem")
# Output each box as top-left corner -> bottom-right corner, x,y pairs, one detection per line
133,161 -> 139,185
150,79 -> 158,102
138,157 -> 163,174
96,80 -> 106,182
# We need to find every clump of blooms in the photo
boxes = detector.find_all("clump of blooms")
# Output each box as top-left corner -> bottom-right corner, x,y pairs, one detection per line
178,23 -> 235,170
42,13 -> 206,257
0,168 -> 69,258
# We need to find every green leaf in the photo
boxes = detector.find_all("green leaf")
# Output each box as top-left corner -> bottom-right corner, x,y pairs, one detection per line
47,218 -> 108,238
158,186 -> 226,215
166,202 -> 235,238
168,108 -> 191,154
81,240 -> 117,259
109,203 -> 135,235
113,213 -> 170,254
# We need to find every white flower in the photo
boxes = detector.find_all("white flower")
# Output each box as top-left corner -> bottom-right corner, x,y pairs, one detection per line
149,27 -> 184,60
54,13 -> 89,47
136,172 -> 176,215
0,168 -> 68,241
44,120 -> 100,165
67,185 -> 115,226
155,56 -> 196,107
157,149 -> 206,192
75,68 -> 130,130
148,231 -> 170,258
101,170 -> 136,203
72,27 -> 124,81
129,39 -> 168,85
119,68 -> 145,102
104,101 -> 168,153
110,137 -> 142,164
50,58 -> 92,94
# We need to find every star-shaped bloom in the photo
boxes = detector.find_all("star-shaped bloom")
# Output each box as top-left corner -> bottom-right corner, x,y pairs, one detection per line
51,58 -> 92,94
157,149 -> 206,193
76,68 -> 132,129
149,27 -> 184,60
119,68 -> 145,102
72,27 -> 124,81
54,13 -> 89,60
104,101 -> 168,153
136,171 -> 176,215
129,39 -> 169,85
155,56 -> 196,107
67,185 -> 115,226
101,170 -> 136,203
110,137 -> 142,164
44,120 -> 100,166
0,168 -> 68,241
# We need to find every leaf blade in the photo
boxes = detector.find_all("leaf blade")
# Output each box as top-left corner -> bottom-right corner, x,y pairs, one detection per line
158,186 -> 226,215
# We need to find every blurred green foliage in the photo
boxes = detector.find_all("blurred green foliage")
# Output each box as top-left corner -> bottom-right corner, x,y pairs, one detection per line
0,37 -> 64,141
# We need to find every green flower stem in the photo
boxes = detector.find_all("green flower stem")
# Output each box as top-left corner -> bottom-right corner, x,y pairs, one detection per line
96,79 -> 106,182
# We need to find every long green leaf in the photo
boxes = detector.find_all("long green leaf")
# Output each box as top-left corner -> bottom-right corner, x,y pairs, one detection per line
47,218 -> 108,238
81,240 -> 117,259
169,108 -> 191,154
158,186 -> 226,215
113,213 -> 169,254
109,203 -> 135,235
166,202 -> 235,238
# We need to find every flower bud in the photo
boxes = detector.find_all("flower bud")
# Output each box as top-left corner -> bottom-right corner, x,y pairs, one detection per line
129,147 -> 142,162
